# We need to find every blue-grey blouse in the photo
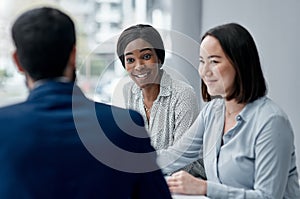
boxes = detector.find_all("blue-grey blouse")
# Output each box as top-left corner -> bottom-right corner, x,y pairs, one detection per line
158,96 -> 300,198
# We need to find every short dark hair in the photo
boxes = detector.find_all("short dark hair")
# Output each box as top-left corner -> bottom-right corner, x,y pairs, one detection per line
12,7 -> 76,81
201,23 -> 267,103
116,24 -> 165,68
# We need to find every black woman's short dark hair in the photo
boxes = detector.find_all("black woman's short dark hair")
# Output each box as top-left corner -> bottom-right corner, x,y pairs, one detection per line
201,23 -> 267,103
12,7 -> 76,81
116,24 -> 165,68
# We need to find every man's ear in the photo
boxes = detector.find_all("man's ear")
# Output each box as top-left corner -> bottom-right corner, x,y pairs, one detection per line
64,46 -> 77,80
68,46 -> 76,70
12,51 -> 25,73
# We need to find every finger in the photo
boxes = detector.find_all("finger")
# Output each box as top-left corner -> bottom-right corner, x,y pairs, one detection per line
167,177 -> 181,188
167,179 -> 178,186
170,176 -> 180,183
171,170 -> 186,177
169,186 -> 185,194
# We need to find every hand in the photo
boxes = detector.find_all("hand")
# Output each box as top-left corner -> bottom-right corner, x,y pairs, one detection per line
167,170 -> 207,195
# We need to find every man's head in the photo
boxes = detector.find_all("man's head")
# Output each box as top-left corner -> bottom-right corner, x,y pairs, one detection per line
12,7 -> 76,82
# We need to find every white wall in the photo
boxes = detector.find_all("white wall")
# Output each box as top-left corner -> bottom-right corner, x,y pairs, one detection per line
200,0 -> 300,174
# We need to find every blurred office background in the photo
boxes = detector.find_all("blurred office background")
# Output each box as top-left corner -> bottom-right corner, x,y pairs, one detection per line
1,0 -> 299,175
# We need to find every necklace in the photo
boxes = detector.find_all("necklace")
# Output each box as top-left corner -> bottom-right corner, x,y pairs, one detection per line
225,105 -> 245,116
226,109 -> 241,115
144,103 -> 151,113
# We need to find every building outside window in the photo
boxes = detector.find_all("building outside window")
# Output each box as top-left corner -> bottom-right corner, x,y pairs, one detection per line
0,0 -> 171,106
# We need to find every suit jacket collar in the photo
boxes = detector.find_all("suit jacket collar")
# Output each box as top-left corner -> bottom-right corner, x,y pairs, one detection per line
27,81 -> 85,102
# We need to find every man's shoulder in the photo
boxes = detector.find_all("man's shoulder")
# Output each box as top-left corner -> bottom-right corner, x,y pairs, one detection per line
91,102 -> 156,155
0,101 -> 29,119
95,102 -> 142,118
93,102 -> 145,133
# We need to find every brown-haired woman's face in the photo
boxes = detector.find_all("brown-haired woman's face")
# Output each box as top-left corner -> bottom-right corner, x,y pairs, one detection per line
124,38 -> 161,88
199,35 -> 236,98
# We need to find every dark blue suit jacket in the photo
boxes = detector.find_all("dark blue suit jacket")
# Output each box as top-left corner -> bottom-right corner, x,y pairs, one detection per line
0,81 -> 172,199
